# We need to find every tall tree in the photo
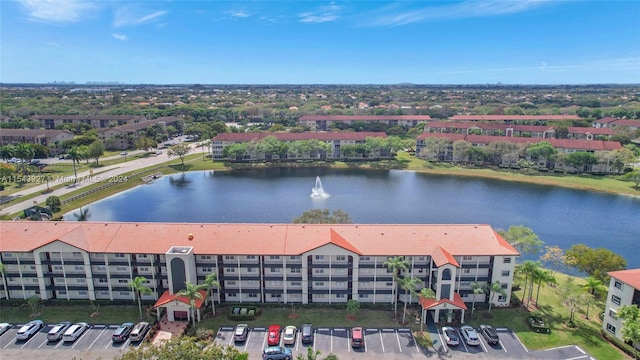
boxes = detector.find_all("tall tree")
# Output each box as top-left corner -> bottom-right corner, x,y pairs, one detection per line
581,276 -> 605,319
556,277 -> 584,325
383,256 -> 409,316
470,281 -> 486,315
517,260 -> 540,308
167,142 -> 191,166
486,281 -> 507,314
128,276 -> 152,320
533,269 -> 556,307
566,244 -> 627,282
498,225 -> 544,256
45,195 -> 61,212
67,145 -> 81,183
399,275 -> 423,324
418,287 -> 436,332
203,273 -> 221,316
87,139 -> 105,165
177,281 -> 205,333
540,245 -> 568,274
617,305 -> 640,360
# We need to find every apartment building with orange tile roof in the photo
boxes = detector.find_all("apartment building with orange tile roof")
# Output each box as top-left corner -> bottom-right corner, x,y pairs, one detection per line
602,268 -> 640,350
0,222 -> 518,324
298,115 -> 432,131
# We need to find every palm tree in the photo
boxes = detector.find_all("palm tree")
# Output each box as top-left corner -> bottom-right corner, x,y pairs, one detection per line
417,287 -> 436,332
399,275 -> 423,324
177,281 -> 205,333
383,256 -> 409,316
486,281 -> 507,314
128,276 -> 152,320
73,207 -> 90,221
470,281 -> 486,315
67,146 -> 81,183
581,276 -> 605,319
518,260 -> 539,308
203,273 -> 221,316
533,269 -> 556,307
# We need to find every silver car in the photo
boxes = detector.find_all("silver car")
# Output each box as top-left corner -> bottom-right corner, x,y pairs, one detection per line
0,323 -> 12,336
15,320 -> 43,341
47,321 -> 72,341
63,322 -> 89,342
460,325 -> 481,346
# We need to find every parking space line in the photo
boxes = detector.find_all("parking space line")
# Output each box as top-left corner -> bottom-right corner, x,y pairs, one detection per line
378,330 -> 384,352
437,328 -> 449,353
88,327 -> 107,349
37,337 -> 49,349
395,330 -> 402,352
499,339 -> 507,352
243,330 -> 252,351
512,331 -> 529,352
73,329 -> 91,349
479,338 -> 488,352
20,334 -> 40,349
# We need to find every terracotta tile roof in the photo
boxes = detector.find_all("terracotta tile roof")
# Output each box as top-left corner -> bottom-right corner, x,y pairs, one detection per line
568,127 -> 613,135
425,122 -> 556,132
0,129 -> 74,137
419,292 -> 467,310
432,246 -> 459,267
450,115 -> 581,121
32,115 -> 145,121
608,269 -> 640,290
417,133 -> 623,151
0,222 -> 519,258
594,117 -> 618,124
153,289 -> 207,308
299,115 -> 432,121
212,132 -> 387,142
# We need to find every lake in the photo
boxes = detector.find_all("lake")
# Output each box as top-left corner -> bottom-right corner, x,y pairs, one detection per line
64,168 -> 640,268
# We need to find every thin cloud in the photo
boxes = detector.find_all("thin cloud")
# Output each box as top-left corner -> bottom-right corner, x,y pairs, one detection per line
18,0 -> 96,23
113,8 -> 168,28
364,0 -> 554,27
298,3 -> 342,23
112,33 -> 128,41
228,10 -> 250,18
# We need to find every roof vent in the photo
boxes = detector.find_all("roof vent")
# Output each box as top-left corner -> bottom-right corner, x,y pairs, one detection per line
188,233 -> 194,241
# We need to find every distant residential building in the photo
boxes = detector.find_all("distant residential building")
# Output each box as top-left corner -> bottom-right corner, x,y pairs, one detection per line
32,115 -> 147,130
602,269 -> 640,351
449,115 -> 581,124
97,117 -> 181,150
0,222 -> 518,325
424,122 -> 556,139
593,117 -> 640,131
0,129 -> 74,154
567,127 -> 613,140
298,115 -> 432,131
211,132 -> 388,160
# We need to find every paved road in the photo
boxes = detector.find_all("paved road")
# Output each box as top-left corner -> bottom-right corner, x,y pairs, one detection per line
0,140 -> 207,217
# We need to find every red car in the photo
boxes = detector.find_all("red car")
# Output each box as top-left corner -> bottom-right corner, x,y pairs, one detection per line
267,325 -> 281,346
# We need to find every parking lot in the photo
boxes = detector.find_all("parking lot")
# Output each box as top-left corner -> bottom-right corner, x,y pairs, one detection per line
0,323 -> 146,360
215,325 -> 427,360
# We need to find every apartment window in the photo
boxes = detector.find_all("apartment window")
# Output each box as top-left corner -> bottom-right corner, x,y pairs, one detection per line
247,267 -> 256,273
270,268 -> 281,273
32,278 -> 38,283
226,281 -> 236,286
360,256 -> 370,261
98,278 -> 108,283
609,309 -> 618,319
503,257 -> 512,263
314,269 -> 324,274
501,283 -> 508,289
386,282 -> 393,286
202,267 -> 212,272
463,256 -> 472,261
225,256 -> 235,260
269,281 -> 280,286
614,280 -> 623,290
114,254 -> 125,258
463,268 -> 471,274
119,291 -> 130,296
72,252 -> 82,257
501,270 -> 510,277
418,257 -> 425,261
226,268 -> 235,273
248,294 -> 258,298
290,256 -> 300,260
228,293 -> 237,297
30,265 -> 36,270
118,279 -> 129,284
270,294 -> 281,298
270,256 -> 280,260
77,278 -> 86,283
116,266 -> 128,271
200,255 -> 212,260
498,295 -> 506,302
612,295 -> 621,305
291,281 -> 301,286
100,291 -> 109,296
246,256 -> 255,260
53,265 -> 63,271
96,265 -> 106,271
315,255 -> 324,260
336,294 -> 345,298
138,254 -> 148,258
79,290 -> 87,295
315,282 -> 324,286
606,323 -> 616,334
138,267 -> 149,272
359,294 -> 369,299
74,265 -> 84,271
290,268 -> 301,273
336,255 -> 346,261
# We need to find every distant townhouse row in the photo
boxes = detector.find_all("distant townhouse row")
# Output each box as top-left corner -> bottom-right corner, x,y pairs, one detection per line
416,133 -> 623,173
96,117 -> 181,150
211,132 -> 390,160
32,115 -> 148,130
298,115 -> 432,131
0,129 -> 74,153
594,117 -> 640,131
0,222 -> 519,324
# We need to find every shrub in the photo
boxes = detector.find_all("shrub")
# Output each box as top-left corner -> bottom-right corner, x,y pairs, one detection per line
228,306 -> 259,321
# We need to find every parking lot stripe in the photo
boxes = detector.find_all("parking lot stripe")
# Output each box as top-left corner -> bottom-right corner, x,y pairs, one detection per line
20,333 -> 39,348
479,338 -> 488,352
437,328 -> 448,353
89,327 -> 107,349
73,329 -> 90,349
512,331 -> 529,352
379,330 -> 385,352
37,337 -> 49,349
395,330 -> 402,352
499,339 -> 507,352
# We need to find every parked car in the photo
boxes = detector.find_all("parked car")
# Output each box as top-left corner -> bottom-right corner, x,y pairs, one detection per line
301,323 -> 313,344
460,325 -> 481,346
267,325 -> 281,346
234,323 -> 249,342
63,322 -> 89,342
282,325 -> 296,345
129,322 -> 150,342
262,346 -> 292,360
442,326 -> 459,346
47,321 -> 72,341
0,323 -> 12,336
121,151 -> 128,156
478,324 -> 499,345
15,320 -> 43,340
351,327 -> 364,348
112,322 -> 134,343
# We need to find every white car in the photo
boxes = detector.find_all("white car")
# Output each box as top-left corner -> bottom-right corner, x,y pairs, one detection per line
63,322 -> 89,342
460,325 -> 481,346
0,323 -> 12,336
15,320 -> 43,340
442,326 -> 460,346
47,321 -> 72,341
283,325 -> 297,345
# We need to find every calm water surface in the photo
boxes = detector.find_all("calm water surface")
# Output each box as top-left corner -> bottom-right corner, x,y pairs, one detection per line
65,168 -> 640,268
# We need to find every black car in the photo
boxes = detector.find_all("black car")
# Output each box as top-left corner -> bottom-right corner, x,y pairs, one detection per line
301,323 -> 313,344
478,324 -> 499,345
112,322 -> 134,343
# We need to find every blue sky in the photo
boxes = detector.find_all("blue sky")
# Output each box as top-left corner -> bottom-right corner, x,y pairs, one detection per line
1,0 -> 639,84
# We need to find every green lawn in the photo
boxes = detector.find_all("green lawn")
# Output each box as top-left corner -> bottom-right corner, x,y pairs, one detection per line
0,302 -> 153,325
